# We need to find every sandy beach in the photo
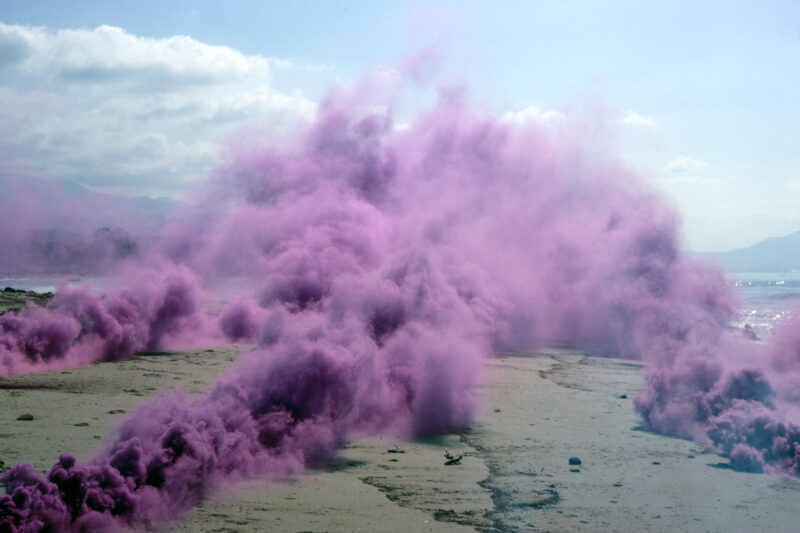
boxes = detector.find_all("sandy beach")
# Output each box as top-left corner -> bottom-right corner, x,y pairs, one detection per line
1,347 -> 798,532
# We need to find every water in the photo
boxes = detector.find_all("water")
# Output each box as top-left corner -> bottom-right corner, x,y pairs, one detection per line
727,271 -> 800,338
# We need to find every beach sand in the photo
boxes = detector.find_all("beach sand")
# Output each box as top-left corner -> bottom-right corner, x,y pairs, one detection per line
2,348 -> 799,532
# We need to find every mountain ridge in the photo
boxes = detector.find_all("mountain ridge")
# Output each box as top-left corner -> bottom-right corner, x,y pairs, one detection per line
696,231 -> 800,272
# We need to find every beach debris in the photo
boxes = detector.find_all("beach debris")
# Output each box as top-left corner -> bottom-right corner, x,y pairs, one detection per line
568,456 -> 582,466
16,413 -> 34,421
387,445 -> 405,453
742,324 -> 759,340
444,449 -> 463,465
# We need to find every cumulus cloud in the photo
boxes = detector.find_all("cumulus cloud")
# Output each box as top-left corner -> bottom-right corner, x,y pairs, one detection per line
664,155 -> 708,174
502,106 -> 565,125
0,22 -> 37,70
620,112 -> 655,127
1,22 -> 271,86
0,22 -> 317,196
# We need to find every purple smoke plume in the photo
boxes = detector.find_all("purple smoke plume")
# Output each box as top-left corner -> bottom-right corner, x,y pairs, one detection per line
636,313 -> 800,475
2,70 -> 799,530
0,264 -> 213,376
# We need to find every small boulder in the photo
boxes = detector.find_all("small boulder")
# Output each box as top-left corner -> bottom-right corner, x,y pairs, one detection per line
568,456 -> 582,466
16,413 -> 34,421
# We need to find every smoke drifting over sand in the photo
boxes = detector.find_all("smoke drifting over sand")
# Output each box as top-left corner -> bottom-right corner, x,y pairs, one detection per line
0,265 -> 210,376
2,72 -> 799,530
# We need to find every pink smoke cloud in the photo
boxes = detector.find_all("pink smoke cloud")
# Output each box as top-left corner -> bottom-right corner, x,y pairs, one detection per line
2,69 -> 799,531
0,264 -> 215,377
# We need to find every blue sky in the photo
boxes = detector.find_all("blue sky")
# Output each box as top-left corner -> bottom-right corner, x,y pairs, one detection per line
0,0 -> 797,251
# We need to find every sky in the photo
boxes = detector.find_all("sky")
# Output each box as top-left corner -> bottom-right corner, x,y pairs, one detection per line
0,0 -> 797,252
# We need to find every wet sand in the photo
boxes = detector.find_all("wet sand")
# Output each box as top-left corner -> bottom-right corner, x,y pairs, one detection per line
2,348 -> 799,532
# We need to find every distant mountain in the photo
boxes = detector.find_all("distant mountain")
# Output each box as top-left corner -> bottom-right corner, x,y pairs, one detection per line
698,231 -> 800,272
0,175 -> 185,235
0,175 -> 192,274
60,179 -> 186,231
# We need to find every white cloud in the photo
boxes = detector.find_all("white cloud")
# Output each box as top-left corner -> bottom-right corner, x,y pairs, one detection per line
1,22 -> 271,86
502,106 -> 565,125
0,22 -> 37,70
620,112 -> 655,127
664,156 -> 708,174
0,23 -> 319,197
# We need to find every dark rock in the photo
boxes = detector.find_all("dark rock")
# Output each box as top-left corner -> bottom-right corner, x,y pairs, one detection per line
568,456 -> 582,465
742,324 -> 759,340
16,413 -> 34,421
619,393 -> 628,399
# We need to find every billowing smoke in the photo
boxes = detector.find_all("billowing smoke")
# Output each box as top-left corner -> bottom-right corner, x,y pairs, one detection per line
1,73 -> 798,530
1,264 -> 212,376
636,313 -> 800,475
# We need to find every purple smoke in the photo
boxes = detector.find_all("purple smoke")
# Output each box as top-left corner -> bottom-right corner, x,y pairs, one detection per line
0,264 -> 213,376
2,71 -> 799,530
0,175 -> 178,275
636,313 -> 800,475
